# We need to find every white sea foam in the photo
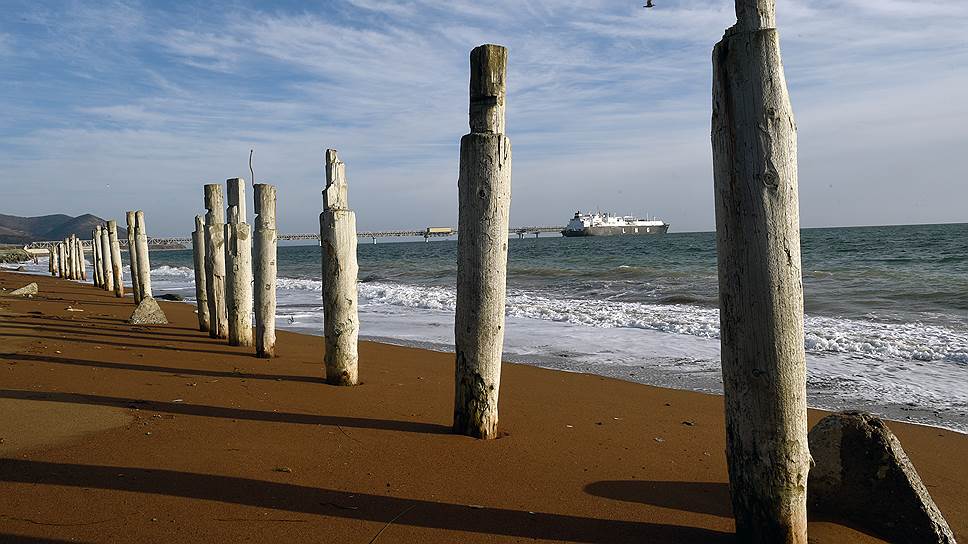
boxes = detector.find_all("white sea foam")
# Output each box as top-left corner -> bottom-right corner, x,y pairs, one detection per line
351,279 -> 968,364
150,265 -> 195,279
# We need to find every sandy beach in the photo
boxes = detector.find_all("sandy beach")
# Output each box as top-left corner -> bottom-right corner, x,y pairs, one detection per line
0,270 -> 965,543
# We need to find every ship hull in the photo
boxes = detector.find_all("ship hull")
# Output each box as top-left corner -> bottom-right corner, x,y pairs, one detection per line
561,224 -> 670,237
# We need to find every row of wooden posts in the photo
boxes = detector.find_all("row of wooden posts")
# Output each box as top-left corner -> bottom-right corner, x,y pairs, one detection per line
191,178 -> 279,359
185,45 -> 511,436
48,235 -> 86,281
40,4 -> 818,539
48,215 -> 153,306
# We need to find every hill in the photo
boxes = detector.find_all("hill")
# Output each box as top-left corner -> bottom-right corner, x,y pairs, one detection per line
0,213 -> 127,244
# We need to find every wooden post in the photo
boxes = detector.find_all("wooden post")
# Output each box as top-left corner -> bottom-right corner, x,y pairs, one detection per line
253,183 -> 277,358
192,215 -> 210,332
453,44 -> 512,439
100,226 -> 114,292
73,236 -> 81,279
78,237 -> 86,281
107,220 -> 124,298
55,243 -> 63,278
48,247 -> 55,276
126,211 -> 142,303
134,211 -> 152,301
91,227 -> 102,286
320,149 -> 359,385
204,184 -> 228,339
225,178 -> 253,347
712,1 -> 809,542
72,236 -> 81,279
63,238 -> 73,279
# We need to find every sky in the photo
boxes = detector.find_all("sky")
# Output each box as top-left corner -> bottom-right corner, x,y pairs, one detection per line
1,0 -> 967,236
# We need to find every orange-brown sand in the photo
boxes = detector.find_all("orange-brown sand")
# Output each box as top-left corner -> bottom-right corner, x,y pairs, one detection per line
1,270 -> 965,543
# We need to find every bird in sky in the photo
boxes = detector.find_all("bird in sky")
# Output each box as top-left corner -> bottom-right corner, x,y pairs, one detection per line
644,0 -> 654,7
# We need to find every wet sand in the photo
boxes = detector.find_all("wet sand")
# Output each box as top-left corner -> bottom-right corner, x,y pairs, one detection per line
1,270 -> 965,543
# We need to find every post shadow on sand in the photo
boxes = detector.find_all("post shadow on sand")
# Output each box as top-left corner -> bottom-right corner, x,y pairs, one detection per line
2,318 -> 237,348
0,389 -> 451,436
584,480 -> 733,518
0,459 -> 733,543
0,330 -> 257,358
0,352 -> 322,384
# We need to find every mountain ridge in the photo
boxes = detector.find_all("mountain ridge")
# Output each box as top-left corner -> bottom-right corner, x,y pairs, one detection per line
0,213 -> 128,244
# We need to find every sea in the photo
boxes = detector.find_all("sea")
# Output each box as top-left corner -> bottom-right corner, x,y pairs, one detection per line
26,223 -> 968,432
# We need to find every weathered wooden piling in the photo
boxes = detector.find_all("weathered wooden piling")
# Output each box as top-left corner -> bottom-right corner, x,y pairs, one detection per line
94,228 -> 104,287
711,1 -> 809,542
126,211 -> 142,303
72,236 -> 80,279
63,238 -> 73,279
91,228 -> 101,286
135,211 -> 152,301
225,178 -> 253,347
55,243 -> 63,278
192,215 -> 210,332
453,44 -> 512,439
77,237 -> 86,281
48,247 -> 55,276
73,236 -> 81,279
253,183 -> 277,358
204,184 -> 228,339
100,226 -> 114,292
320,149 -> 359,385
107,220 -> 124,298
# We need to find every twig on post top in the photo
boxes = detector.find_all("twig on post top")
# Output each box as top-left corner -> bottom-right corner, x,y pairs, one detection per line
249,149 -> 255,187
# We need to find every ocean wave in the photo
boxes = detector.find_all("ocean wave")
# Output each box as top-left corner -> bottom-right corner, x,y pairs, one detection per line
150,265 -> 195,279
352,281 -> 968,364
138,267 -> 968,365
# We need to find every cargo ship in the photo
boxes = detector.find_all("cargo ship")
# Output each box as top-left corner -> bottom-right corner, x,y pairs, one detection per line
561,211 -> 669,237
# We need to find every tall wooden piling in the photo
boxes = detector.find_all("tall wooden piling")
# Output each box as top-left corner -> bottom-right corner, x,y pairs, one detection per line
92,227 -> 102,287
225,178 -> 253,347
55,243 -> 64,278
72,236 -> 81,280
48,247 -> 55,276
712,1 -> 809,542
100,226 -> 114,292
254,183 -> 277,358
126,211 -> 142,303
135,211 -> 152,301
453,44 -> 512,439
192,215 -> 210,332
77,237 -> 86,281
107,220 -> 124,298
64,238 -> 73,279
320,149 -> 359,385
204,184 -> 228,339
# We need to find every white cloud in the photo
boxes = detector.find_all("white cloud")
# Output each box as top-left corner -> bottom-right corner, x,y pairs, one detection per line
1,0 -> 967,234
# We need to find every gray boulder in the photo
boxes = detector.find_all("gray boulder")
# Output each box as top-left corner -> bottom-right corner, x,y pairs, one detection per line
808,411 -> 955,543
158,293 -> 184,301
9,283 -> 38,296
128,296 -> 169,325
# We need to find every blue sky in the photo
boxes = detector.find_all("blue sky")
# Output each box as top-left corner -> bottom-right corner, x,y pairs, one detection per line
1,0 -> 967,235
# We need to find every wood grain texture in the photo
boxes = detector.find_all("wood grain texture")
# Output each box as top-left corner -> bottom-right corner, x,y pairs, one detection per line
192,215 -> 210,332
253,184 -> 277,358
126,212 -> 142,303
712,2 -> 808,542
320,150 -> 359,385
107,221 -> 124,298
454,43 -> 512,440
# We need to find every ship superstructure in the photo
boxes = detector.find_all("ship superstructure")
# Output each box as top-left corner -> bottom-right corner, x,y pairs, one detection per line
561,211 -> 669,237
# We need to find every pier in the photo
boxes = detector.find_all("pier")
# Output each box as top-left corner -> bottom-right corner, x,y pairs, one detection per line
25,225 -> 565,249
